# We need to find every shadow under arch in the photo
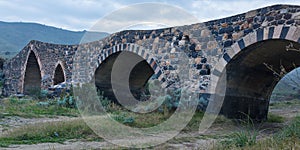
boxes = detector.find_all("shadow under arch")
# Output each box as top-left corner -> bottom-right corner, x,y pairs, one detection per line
23,50 -> 42,94
53,63 -> 66,85
94,50 -> 158,102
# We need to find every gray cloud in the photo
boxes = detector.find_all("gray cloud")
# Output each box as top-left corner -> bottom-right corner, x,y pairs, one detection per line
0,0 -> 124,31
0,0 -> 298,33
190,0 -> 299,22
90,3 -> 200,33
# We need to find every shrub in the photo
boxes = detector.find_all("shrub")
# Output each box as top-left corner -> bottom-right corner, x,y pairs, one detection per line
27,88 -> 49,100
57,94 -> 76,108
221,129 -> 258,148
235,130 -> 257,147
123,116 -> 135,124
40,90 -> 48,99
221,114 -> 258,148
8,97 -> 28,105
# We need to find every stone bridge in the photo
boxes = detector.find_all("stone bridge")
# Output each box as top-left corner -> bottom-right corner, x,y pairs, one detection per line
3,4 -> 300,120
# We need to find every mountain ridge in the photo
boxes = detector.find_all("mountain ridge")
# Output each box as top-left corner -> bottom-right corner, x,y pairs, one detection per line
0,21 -> 109,58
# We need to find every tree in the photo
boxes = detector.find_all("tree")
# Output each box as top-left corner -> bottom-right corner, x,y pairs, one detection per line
264,42 -> 300,101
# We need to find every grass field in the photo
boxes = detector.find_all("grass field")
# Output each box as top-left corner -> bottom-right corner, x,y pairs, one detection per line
0,97 -> 299,149
0,97 -> 79,118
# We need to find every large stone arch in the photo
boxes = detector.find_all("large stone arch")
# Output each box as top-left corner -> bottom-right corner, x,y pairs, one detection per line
211,25 -> 300,120
53,62 -> 66,85
94,43 -> 166,102
22,50 -> 42,94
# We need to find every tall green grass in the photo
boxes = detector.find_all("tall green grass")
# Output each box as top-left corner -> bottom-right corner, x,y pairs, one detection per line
217,116 -> 300,149
0,118 -> 101,147
267,113 -> 285,123
0,97 -> 79,118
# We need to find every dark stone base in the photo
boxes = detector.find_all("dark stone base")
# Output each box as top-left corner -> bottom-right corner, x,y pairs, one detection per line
220,95 -> 269,121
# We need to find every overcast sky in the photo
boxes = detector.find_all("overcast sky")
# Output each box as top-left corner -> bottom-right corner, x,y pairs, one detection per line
0,0 -> 299,33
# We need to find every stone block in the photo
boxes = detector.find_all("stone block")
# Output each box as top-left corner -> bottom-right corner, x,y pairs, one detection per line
246,10 -> 258,19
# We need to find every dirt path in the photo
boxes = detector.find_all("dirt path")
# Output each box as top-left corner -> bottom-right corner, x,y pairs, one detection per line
1,134 -> 217,150
0,115 -> 222,149
269,104 -> 300,120
1,140 -> 115,150
1,138 -> 217,150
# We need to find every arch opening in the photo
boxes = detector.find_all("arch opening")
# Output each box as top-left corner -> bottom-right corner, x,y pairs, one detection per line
221,39 -> 300,121
94,51 -> 155,103
270,68 -> 300,102
53,64 -> 65,85
23,51 -> 42,94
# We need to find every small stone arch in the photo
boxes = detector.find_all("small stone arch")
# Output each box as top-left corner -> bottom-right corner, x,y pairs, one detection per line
96,43 -> 166,85
53,62 -> 66,85
210,25 -> 300,120
22,50 -> 42,94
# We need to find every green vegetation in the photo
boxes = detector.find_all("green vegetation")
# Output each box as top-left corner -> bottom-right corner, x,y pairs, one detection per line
0,118 -> 101,147
269,99 -> 300,109
267,113 -> 285,123
0,88 -> 299,148
216,116 -> 300,150
221,129 -> 258,148
220,116 -> 258,148
276,116 -> 300,141
108,109 -> 215,130
0,97 -> 79,118
97,90 -> 231,131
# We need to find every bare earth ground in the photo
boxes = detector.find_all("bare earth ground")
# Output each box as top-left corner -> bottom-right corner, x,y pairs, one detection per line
0,115 -> 218,150
0,103 -> 299,150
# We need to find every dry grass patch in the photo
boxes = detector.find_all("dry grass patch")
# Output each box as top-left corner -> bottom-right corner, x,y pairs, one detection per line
0,118 -> 101,147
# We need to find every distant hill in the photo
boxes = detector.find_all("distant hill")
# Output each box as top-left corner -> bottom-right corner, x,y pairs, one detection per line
271,69 -> 300,101
0,21 -> 109,58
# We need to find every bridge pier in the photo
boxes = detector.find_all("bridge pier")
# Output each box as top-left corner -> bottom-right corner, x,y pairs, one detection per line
220,39 -> 300,121
221,95 -> 269,121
